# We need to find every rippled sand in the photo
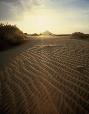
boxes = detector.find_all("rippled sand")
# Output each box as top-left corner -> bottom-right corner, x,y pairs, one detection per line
1,37 -> 89,114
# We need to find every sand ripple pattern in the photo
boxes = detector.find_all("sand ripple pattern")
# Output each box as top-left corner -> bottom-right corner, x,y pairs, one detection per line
1,39 -> 89,114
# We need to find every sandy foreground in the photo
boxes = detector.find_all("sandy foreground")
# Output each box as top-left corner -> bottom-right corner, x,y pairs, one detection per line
0,36 -> 89,114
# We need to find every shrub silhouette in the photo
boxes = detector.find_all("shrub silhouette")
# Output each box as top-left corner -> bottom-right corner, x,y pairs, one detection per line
71,32 -> 88,40
0,23 -> 26,50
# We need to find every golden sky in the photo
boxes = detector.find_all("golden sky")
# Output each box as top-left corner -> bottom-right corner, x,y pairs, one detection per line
0,0 -> 89,34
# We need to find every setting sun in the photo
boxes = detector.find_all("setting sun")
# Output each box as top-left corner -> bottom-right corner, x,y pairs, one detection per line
33,15 -> 51,31
22,14 -> 52,33
16,8 -> 58,34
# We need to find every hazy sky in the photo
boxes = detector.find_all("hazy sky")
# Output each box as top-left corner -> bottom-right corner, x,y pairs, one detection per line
0,0 -> 89,34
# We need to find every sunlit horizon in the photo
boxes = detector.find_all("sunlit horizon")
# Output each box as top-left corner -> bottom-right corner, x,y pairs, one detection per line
0,0 -> 89,34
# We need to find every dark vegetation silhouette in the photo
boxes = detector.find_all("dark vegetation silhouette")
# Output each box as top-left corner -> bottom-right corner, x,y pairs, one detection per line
30,33 -> 39,36
0,23 -> 26,51
40,30 -> 53,35
71,32 -> 89,40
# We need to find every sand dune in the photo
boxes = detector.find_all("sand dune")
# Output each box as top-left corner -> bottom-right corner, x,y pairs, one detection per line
1,37 -> 89,114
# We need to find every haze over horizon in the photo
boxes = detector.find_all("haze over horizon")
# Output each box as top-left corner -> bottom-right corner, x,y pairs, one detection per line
0,0 -> 89,34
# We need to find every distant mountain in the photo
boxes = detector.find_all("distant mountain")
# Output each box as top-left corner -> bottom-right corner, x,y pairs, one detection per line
40,30 -> 54,36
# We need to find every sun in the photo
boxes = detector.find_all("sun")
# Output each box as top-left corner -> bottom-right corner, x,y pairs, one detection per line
19,14 -> 52,33
17,9 -> 58,34
34,15 -> 50,31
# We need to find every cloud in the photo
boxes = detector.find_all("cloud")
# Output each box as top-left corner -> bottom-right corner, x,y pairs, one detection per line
50,0 -> 89,9
0,0 -> 42,20
0,2 -> 12,20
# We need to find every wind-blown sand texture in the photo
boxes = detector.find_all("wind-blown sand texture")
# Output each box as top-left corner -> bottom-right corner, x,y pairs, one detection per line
1,38 -> 89,114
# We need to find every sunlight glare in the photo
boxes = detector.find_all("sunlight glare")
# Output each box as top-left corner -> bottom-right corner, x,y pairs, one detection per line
17,9 -> 58,34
